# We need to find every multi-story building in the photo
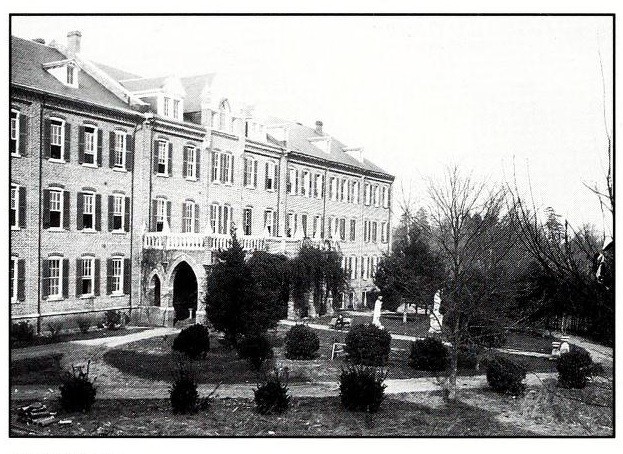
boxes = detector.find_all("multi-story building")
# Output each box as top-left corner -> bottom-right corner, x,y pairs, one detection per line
10,31 -> 394,331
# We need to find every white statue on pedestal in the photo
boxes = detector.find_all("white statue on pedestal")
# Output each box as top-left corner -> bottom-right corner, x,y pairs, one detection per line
429,290 -> 443,334
372,296 -> 384,329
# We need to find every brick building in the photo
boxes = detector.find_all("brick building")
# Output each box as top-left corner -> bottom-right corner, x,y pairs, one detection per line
10,31 -> 394,331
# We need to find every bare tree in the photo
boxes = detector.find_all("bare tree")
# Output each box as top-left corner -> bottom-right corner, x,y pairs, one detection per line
425,166 -> 518,401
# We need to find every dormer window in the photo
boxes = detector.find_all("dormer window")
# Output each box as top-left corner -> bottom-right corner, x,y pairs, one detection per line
173,100 -> 180,118
164,97 -> 171,117
44,60 -> 80,87
67,66 -> 75,85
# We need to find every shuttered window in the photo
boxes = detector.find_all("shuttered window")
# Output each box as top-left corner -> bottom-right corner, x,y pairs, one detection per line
243,207 -> 252,236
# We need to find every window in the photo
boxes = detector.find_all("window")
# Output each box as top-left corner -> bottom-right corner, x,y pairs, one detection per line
10,257 -> 17,302
185,147 -> 196,179
111,258 -> 123,294
288,168 -> 297,195
113,132 -> 126,168
313,215 -> 321,239
301,214 -> 308,237
49,190 -> 62,228
265,161 -> 276,190
373,185 -> 380,207
244,157 -> 257,188
10,185 -> 18,228
215,152 -> 234,184
287,212 -> 295,237
350,219 -> 356,242
264,209 -> 275,236
155,199 -> 166,232
382,186 -> 389,208
164,97 -> 170,117
182,201 -> 196,233
381,222 -> 388,243
66,66 -> 75,85
363,220 -> 369,243
83,126 -> 97,165
112,195 -> 124,231
339,218 -> 346,241
361,256 -> 366,279
210,203 -> 232,235
303,171 -> 311,197
173,99 -> 180,119
82,193 -> 94,230
10,110 -> 18,155
364,183 -> 371,205
330,177 -> 338,201
50,119 -> 64,160
157,140 -> 168,175
372,221 -> 378,243
48,258 -> 62,298
80,258 -> 94,296
243,207 -> 253,236
352,181 -> 359,204
327,216 -> 335,238
315,174 -> 323,198
341,178 -> 348,202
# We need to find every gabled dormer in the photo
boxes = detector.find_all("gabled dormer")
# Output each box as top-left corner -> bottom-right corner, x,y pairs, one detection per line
43,59 -> 80,88
308,136 -> 332,154
159,76 -> 186,121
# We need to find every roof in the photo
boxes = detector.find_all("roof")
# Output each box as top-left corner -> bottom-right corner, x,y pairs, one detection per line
10,36 -> 133,112
118,74 -> 216,112
93,61 -> 141,81
265,117 -> 392,178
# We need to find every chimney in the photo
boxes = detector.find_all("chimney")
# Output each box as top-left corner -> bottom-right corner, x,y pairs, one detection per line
315,120 -> 323,135
66,30 -> 82,57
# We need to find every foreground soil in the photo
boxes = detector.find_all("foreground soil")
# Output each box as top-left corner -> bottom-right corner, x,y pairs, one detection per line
10,396 -> 534,437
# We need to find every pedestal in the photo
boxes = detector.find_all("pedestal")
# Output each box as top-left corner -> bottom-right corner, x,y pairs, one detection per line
195,309 -> 207,325
307,292 -> 317,318
325,294 -> 334,316
287,299 -> 296,320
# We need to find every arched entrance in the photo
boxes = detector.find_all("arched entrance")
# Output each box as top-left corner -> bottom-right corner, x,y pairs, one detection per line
172,261 -> 198,323
151,275 -> 161,307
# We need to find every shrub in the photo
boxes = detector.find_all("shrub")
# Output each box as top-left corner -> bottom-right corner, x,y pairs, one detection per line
254,370 -> 291,415
557,348 -> 594,389
344,324 -> 392,366
339,365 -> 387,413
237,333 -> 274,371
409,337 -> 449,371
103,310 -> 123,330
47,321 -> 64,341
169,361 -> 200,414
172,324 -> 211,360
11,321 -> 35,343
59,361 -> 97,412
457,343 -> 481,370
468,324 -> 508,348
285,325 -> 320,360
486,356 -> 526,396
75,315 -> 92,334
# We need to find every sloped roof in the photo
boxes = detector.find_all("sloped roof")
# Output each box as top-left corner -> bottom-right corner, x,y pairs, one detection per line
11,36 -> 133,112
265,117 -> 392,178
118,74 -> 216,112
93,61 -> 141,81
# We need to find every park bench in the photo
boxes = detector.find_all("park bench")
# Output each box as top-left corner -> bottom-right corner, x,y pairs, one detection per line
331,342 -> 347,360
328,316 -> 351,331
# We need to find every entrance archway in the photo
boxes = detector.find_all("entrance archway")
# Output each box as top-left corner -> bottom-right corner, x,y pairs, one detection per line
151,275 -> 161,307
172,261 -> 198,323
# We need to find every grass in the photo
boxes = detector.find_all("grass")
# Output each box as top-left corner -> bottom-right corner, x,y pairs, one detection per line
10,353 -> 64,385
10,326 -> 151,350
10,396 -> 535,436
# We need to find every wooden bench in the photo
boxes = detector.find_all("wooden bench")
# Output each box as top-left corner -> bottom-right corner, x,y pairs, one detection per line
331,342 -> 347,360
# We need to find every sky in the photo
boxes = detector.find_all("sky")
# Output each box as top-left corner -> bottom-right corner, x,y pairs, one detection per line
11,15 -> 614,235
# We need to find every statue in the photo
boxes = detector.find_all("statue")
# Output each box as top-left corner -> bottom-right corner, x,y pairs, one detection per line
429,290 -> 443,334
372,295 -> 384,329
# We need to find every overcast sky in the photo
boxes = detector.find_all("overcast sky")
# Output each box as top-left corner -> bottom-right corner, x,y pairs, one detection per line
11,15 -> 613,235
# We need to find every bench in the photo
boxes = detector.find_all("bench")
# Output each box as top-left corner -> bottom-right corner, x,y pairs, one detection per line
328,317 -> 352,331
331,342 -> 347,360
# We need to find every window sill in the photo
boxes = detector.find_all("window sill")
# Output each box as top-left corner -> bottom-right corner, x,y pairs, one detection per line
82,163 -> 98,169
112,230 -> 127,235
80,294 -> 95,299
156,173 -> 170,178
48,158 -> 66,164
244,185 -> 256,190
110,293 -> 126,297
112,167 -> 128,173
81,229 -> 98,234
11,226 -> 21,231
185,177 -> 198,182
11,153 -> 22,158
46,227 -> 66,232
47,295 -> 64,301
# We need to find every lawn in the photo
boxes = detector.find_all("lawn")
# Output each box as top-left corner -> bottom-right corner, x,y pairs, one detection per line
10,326 -> 151,350
10,353 -> 64,385
10,396 -> 534,436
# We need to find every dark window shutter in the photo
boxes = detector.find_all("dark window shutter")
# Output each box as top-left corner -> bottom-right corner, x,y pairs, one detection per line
18,113 -> 28,156
41,259 -> 50,299
151,200 -> 157,231
42,189 -> 50,229
125,134 -> 134,171
96,129 -> 103,167
109,131 -> 116,168
76,192 -> 84,230
95,194 -> 102,231
94,259 -> 101,296
75,258 -> 82,296
195,148 -> 200,180
243,160 -> 249,186
253,160 -> 258,187
276,164 -> 280,191
265,162 -> 269,188
106,258 -> 113,295
108,195 -> 114,231
220,153 -> 227,182
124,197 -> 131,232
123,258 -> 131,295
230,155 -> 235,183
78,125 -> 85,164
18,186 -> 26,229
195,204 -> 200,233
274,211 -> 279,236
153,141 -> 159,174
63,191 -> 70,230
167,201 -> 172,228
17,259 -> 26,301
211,151 -> 217,182
183,146 -> 188,178
43,118 -> 51,158
64,122 -> 71,162
167,142 -> 173,176
62,259 -> 69,299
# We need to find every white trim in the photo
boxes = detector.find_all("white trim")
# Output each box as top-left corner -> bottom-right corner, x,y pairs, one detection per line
10,109 -> 20,157
10,184 -> 19,229
10,256 -> 19,303
47,256 -> 63,299
49,117 -> 65,161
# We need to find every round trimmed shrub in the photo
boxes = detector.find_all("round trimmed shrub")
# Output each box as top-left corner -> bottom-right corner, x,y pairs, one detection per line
344,324 -> 392,366
169,368 -> 199,414
285,325 -> 320,360
11,321 -> 35,344
339,365 -> 387,413
557,347 -> 594,389
486,355 -> 526,396
237,333 -> 274,371
59,366 -> 97,413
254,372 -> 290,415
172,324 -> 211,360
409,337 -> 449,371
457,343 -> 481,370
